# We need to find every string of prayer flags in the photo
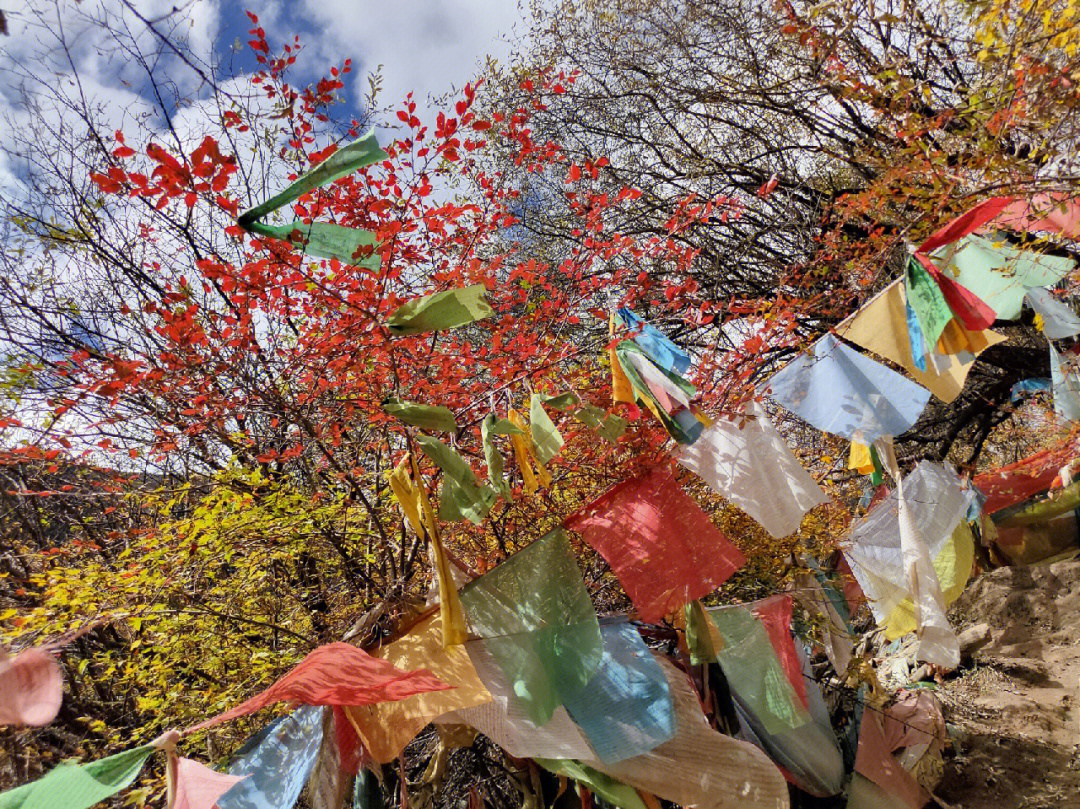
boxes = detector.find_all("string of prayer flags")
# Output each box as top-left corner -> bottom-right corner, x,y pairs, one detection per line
904,257 -> 952,349
217,706 -> 324,809
458,529 -> 602,727
559,622 -> 675,763
383,399 -> 458,433
415,434 -> 497,524
435,640 -> 595,760
613,342 -> 702,444
837,279 -> 1005,403
0,744 -> 155,809
578,656 -> 792,809
674,400 -> 829,538
343,613 -> 492,763
1025,287 -> 1080,339
843,460 -> 973,668
187,642 -> 450,732
386,285 -> 494,335
530,394 -> 567,464
506,408 -> 553,493
481,415 -> 522,499
615,309 -> 692,376
173,758 -> 247,809
566,464 -> 745,622
238,130 -> 387,226
1050,343 -> 1080,421
0,647 -> 63,727
927,234 -> 1075,320
763,334 -> 931,443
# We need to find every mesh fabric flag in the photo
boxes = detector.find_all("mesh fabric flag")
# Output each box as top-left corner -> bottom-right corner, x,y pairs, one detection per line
174,758 -> 247,809
218,706 -> 324,809
435,640 -> 595,760
708,606 -> 809,735
566,464 -> 745,622
0,647 -> 62,727
763,334 -> 931,443
187,642 -> 450,732
615,309 -> 692,375
673,401 -> 828,538
382,399 -> 457,433
459,529 -> 602,726
0,745 -> 155,809
386,285 -> 494,335
579,656 -> 792,809
343,613 -> 491,763
560,622 -> 675,763
905,257 -> 952,348
1025,287 -> 1080,339
416,435 -> 497,524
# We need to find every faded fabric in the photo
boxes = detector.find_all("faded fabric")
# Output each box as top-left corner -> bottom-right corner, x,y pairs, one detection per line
683,600 -> 724,664
0,745 -> 155,809
1051,343 -> 1080,422
614,342 -> 701,445
763,334 -> 931,443
535,760 -> 649,809
188,643 -> 450,732
579,656 -> 792,809
566,464 -> 745,622
459,529 -> 601,727
905,298 -> 927,372
1025,287 -> 1080,339
560,623 -> 675,763
0,647 -> 62,727
436,641 -> 595,760
245,221 -> 379,269
929,234 -> 1075,320
995,193 -> 1080,239
506,408 -> 552,494
973,438 -> 1080,514
791,572 -> 853,677
343,613 -> 491,763
529,394 -> 565,465
708,606 -> 809,736
615,309 -> 692,375
481,415 -> 522,499
750,595 -> 808,709
416,435 -> 497,525
386,285 -> 494,335
853,708 -> 929,809
674,401 -> 828,538
912,252 -> 997,332
905,257 -> 952,348
174,758 -> 247,809
610,315 -> 636,405
218,706 -> 324,809
382,399 -> 457,433
573,404 -> 628,443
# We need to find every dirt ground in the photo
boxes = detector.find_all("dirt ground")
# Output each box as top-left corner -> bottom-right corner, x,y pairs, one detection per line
933,561 -> 1080,808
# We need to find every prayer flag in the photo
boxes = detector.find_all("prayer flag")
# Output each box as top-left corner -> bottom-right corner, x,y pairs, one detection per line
386,285 -> 494,335
174,758 -> 247,809
0,746 -> 155,809
0,647 -> 62,727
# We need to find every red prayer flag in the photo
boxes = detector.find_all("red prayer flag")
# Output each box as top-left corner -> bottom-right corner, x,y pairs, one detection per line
918,196 -> 1015,254
854,708 -> 929,809
0,647 -> 63,727
750,594 -> 808,709
565,464 -> 745,622
974,436 -> 1080,514
187,642 -> 452,732
913,252 -> 996,331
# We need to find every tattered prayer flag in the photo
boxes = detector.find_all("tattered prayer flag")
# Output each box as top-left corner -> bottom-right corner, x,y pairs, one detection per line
578,655 -> 790,809
386,285 -> 494,335
1050,343 -> 1080,421
383,399 -> 457,433
187,643 -> 450,732
481,415 -> 521,499
615,309 -> 693,376
764,334 -> 930,443
529,394 -> 565,464
614,343 -> 701,444
683,600 -> 724,664
566,464 -> 745,622
246,221 -> 379,269
174,758 -> 247,809
709,606 -> 809,736
853,709 -> 929,809
0,647 -> 63,727
573,404 -> 628,443
674,400 -> 828,538
0,745 -> 155,809
929,234 -> 1074,320
459,529 -> 602,726
905,257 -> 952,348
239,130 -> 387,225
506,408 -> 552,494
343,613 -> 492,763
1025,287 -> 1080,339
218,706 -> 324,809
837,279 -> 1004,403
610,315 -> 636,406
416,435 -> 497,524
791,571 -> 853,678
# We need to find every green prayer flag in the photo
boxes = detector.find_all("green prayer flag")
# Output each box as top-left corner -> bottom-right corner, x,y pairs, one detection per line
239,130 -> 388,225
481,414 -> 522,499
415,435 -> 496,524
246,221 -> 379,269
383,398 -> 458,433
460,529 -> 602,726
534,392 -> 581,411
529,394 -> 564,465
386,285 -> 494,335
0,745 -> 155,809
709,606 -> 808,735
535,760 -> 648,809
614,342 -> 699,444
573,405 -> 628,444
905,256 -> 952,348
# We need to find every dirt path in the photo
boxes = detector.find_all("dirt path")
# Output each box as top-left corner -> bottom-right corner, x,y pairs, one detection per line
934,562 -> 1080,808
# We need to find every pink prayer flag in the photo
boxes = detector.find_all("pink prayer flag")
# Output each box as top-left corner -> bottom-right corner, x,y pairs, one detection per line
854,708 -> 929,809
566,464 -> 745,622
751,594 -> 808,710
0,647 -> 63,727
187,642 -> 451,732
174,758 -> 248,809
995,193 -> 1080,239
